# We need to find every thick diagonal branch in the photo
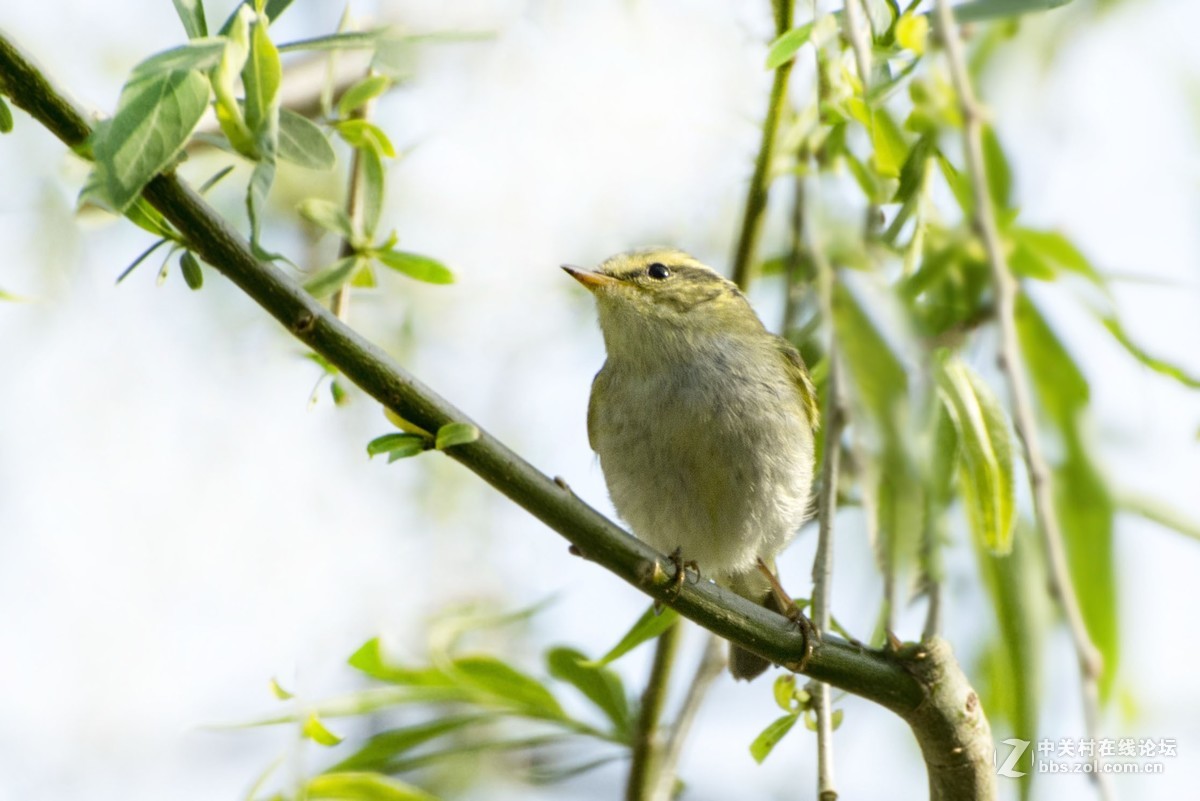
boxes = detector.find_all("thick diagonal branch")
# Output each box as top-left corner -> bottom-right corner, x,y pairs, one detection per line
0,32 -> 996,800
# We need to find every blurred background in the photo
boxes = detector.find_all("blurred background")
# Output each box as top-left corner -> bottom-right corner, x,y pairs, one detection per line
1,0 -> 1198,799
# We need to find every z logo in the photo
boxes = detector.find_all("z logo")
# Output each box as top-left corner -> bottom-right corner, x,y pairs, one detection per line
995,738 -> 1030,778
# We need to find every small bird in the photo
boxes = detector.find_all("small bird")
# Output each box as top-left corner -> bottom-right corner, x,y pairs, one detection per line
564,248 -> 818,680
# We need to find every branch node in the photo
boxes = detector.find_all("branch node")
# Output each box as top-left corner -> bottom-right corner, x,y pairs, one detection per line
292,312 -> 317,336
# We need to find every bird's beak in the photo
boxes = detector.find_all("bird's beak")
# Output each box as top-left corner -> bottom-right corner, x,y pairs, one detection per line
562,265 -> 618,291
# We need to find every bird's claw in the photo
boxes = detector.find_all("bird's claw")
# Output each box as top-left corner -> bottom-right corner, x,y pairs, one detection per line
756,557 -> 818,669
653,547 -> 700,614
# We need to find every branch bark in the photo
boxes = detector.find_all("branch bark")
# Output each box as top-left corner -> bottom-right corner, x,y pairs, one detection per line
0,31 -> 997,801
625,620 -> 683,801
730,0 -> 795,288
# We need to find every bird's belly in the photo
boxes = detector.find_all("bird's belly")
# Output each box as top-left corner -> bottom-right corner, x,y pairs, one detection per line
592,367 -> 813,579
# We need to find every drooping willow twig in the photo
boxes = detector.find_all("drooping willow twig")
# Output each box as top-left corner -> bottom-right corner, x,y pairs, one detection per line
931,2 -> 1111,799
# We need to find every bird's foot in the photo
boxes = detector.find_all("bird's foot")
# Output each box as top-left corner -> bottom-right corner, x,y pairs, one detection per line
653,547 -> 700,614
756,558 -> 817,669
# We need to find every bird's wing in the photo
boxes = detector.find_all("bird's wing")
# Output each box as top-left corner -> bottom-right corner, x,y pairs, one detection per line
586,363 -> 611,453
775,336 -> 820,431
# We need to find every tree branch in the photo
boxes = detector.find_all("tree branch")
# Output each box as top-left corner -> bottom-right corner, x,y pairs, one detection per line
0,31 -> 998,800
804,165 -> 843,801
625,619 -> 683,801
730,0 -> 795,288
931,3 -> 1110,799
652,632 -> 725,801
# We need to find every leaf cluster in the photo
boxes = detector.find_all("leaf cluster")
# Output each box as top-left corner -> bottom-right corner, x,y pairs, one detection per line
239,603 -> 683,799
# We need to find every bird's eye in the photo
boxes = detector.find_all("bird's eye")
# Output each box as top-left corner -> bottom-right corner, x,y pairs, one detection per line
647,263 -> 671,280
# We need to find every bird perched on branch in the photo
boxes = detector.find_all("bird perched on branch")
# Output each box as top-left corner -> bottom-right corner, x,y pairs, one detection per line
564,248 -> 818,680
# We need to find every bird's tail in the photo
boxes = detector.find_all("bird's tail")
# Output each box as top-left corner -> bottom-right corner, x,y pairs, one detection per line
725,561 -> 786,681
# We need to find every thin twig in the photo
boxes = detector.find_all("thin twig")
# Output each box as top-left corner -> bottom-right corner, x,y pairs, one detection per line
842,0 -> 883,238
799,4 -> 878,794
330,85 -> 372,321
807,176 -> 842,801
625,620 -> 683,801
841,0 -> 873,95
931,3 -> 1111,800
920,512 -> 944,643
650,633 -> 726,801
730,0 -> 795,289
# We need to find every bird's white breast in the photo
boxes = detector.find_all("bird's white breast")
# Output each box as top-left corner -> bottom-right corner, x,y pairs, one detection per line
590,334 -> 814,581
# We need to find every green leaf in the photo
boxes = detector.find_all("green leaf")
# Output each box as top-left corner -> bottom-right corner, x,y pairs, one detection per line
172,0 -> 208,39
365,432 -> 428,460
833,282 -> 924,578
302,712 -> 343,746
278,109 -> 336,170
210,6 -> 255,156
546,647 -> 631,738
832,283 -> 909,426
1014,295 -> 1088,426
764,23 -> 814,70
347,639 -> 459,687
124,197 -> 178,239
269,677 -> 293,699
588,605 -> 679,667
304,772 -> 440,801
749,713 -> 799,764
180,251 -> 204,290
330,717 -> 487,773
981,125 -> 1011,210
298,199 -> 355,240
1056,447 -> 1118,701
217,0 -> 294,34
87,69 -> 210,212
359,145 -> 385,240
1098,314 -> 1200,389
338,74 -> 393,118
870,108 -> 909,179
198,165 -> 236,194
116,238 -> 170,284
895,12 -> 929,54
975,524 -> 1046,757
935,352 -> 1016,554
936,152 -> 973,216
1008,237 -> 1058,281
0,287 -> 25,302
1015,296 -> 1117,701
330,380 -> 348,405
246,158 -> 276,254
243,11 -> 282,144
950,0 -> 1076,25
893,132 -> 935,204
772,674 -> 805,712
1118,491 -> 1200,542
129,40 -> 227,78
1010,228 -> 1103,285
336,118 -> 396,157
375,249 -> 455,284
844,149 -> 883,202
304,256 -> 361,299
0,96 -> 12,133
435,422 -> 479,450
451,655 -> 566,720
276,30 -> 389,53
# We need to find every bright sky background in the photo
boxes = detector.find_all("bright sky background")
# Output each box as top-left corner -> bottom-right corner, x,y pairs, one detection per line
1,1 -> 1198,800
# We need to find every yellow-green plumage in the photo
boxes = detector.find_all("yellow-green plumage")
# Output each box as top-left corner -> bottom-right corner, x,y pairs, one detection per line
567,248 -> 818,680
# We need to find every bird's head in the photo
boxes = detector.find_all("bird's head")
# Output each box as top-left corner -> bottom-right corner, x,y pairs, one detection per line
563,249 -> 761,356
